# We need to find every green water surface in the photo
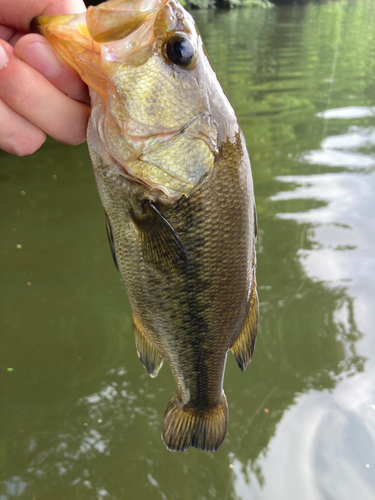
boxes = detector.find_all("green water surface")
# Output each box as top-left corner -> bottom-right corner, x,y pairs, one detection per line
1,1 -> 375,498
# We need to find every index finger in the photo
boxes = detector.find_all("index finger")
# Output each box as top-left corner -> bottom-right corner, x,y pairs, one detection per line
0,40 -> 90,145
0,0 -> 86,34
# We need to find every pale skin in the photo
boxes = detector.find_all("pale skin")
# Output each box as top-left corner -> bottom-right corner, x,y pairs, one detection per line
0,0 -> 91,156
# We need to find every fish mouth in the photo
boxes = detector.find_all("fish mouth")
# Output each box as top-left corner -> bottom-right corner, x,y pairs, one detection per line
35,0 -> 216,202
105,112 -> 217,202
32,0 -> 173,93
86,0 -> 169,45
97,0 -> 196,67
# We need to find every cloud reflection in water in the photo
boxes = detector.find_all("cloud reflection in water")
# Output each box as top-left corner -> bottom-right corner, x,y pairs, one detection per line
238,116 -> 375,498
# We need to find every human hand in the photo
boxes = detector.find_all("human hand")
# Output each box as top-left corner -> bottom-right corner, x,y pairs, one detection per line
0,0 -> 91,156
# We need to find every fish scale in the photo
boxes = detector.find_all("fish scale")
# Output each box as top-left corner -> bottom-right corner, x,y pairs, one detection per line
36,0 -> 258,452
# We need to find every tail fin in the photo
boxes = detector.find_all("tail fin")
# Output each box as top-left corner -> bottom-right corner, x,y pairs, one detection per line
162,394 -> 228,452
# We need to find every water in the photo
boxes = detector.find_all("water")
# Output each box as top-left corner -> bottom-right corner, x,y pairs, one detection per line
1,1 -> 375,498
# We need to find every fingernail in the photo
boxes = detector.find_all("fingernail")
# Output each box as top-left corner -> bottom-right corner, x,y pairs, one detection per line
0,44 -> 9,69
22,41 -> 61,78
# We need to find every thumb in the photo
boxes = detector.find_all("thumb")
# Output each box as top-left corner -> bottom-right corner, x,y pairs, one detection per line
14,34 -> 90,103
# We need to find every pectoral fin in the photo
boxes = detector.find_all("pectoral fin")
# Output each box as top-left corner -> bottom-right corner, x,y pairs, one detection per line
230,282 -> 259,372
104,212 -> 119,271
131,201 -> 189,272
133,315 -> 163,378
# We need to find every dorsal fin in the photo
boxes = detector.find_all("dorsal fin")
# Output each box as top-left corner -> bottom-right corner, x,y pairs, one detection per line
133,315 -> 164,378
230,282 -> 259,372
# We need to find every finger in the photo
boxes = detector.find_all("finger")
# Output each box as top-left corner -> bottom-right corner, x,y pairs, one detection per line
0,25 -> 16,41
0,0 -> 86,34
0,25 -> 25,46
0,97 -> 46,156
15,34 -> 90,104
0,40 -> 90,146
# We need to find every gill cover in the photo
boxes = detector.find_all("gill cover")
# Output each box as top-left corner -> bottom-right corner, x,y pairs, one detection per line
34,0 -> 217,202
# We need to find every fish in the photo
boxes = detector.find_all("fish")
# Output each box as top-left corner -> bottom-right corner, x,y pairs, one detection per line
34,0 -> 258,452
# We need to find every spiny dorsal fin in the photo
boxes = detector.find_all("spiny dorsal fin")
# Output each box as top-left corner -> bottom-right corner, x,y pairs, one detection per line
104,211 -> 119,271
230,282 -> 259,372
131,201 -> 189,273
133,315 -> 163,378
162,394 -> 228,452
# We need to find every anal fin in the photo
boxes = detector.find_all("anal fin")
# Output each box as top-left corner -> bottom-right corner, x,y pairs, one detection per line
133,315 -> 163,378
230,281 -> 259,372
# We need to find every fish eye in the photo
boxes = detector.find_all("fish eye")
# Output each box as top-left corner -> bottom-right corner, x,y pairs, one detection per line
166,36 -> 195,67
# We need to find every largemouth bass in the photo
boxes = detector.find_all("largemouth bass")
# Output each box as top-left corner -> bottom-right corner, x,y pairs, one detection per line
35,0 -> 258,452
